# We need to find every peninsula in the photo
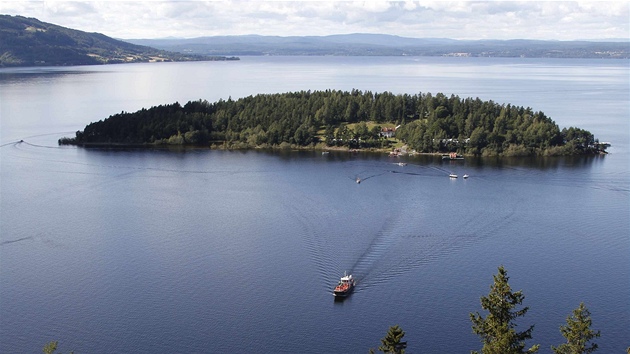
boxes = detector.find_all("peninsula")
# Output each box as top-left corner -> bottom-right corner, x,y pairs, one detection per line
58,90 -> 606,157
0,15 -> 238,67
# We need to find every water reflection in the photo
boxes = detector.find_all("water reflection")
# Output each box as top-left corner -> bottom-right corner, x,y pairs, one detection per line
72,144 -> 609,174
472,155 -> 603,170
0,68 -> 100,84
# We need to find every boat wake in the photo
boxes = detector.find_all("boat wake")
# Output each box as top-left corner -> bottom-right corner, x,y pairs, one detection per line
280,165 -> 522,295
350,206 -> 517,294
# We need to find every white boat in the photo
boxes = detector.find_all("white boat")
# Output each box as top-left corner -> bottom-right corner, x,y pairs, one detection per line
449,173 -> 458,178
397,162 -> 407,166
333,272 -> 355,297
463,174 -> 469,179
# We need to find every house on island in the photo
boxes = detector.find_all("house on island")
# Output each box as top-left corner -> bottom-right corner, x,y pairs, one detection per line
381,125 -> 401,138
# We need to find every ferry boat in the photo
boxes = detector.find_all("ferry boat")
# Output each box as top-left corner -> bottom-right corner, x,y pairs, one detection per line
333,272 -> 355,297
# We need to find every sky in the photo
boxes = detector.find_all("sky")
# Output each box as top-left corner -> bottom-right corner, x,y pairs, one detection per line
1,1 -> 628,41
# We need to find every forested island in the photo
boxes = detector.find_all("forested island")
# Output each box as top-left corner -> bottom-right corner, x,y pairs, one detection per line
59,90 -> 607,157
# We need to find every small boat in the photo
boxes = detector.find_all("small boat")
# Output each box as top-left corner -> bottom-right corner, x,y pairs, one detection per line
356,177 -> 361,184
449,173 -> 458,178
463,174 -> 469,179
397,162 -> 407,166
333,272 -> 355,297
442,152 -> 464,160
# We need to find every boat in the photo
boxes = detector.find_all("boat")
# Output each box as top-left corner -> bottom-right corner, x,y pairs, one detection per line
333,272 -> 355,297
449,173 -> 458,178
442,152 -> 464,160
356,177 -> 361,184
397,162 -> 407,166
463,174 -> 469,179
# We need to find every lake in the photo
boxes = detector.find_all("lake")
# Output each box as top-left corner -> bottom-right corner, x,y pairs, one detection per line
1,57 -> 629,353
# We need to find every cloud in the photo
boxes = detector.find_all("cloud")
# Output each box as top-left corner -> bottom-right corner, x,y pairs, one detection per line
45,1 -> 97,16
1,1 -> 628,40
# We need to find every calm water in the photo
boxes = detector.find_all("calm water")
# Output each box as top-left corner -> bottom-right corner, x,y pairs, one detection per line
1,57 -> 629,353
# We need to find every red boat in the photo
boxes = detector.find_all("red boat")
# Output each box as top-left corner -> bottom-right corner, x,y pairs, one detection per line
333,272 -> 355,297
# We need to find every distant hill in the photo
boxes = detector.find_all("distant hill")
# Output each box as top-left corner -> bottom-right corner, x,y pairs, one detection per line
127,33 -> 629,59
0,15 -> 238,67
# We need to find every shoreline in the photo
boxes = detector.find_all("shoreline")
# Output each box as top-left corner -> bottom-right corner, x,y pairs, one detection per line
60,141 -> 607,157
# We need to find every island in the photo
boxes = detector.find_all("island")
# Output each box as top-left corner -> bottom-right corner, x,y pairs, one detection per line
58,90 -> 608,157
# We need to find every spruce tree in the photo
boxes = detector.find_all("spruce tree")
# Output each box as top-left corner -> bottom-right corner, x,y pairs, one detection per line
43,341 -> 58,354
552,302 -> 600,354
377,325 -> 407,354
470,265 -> 539,354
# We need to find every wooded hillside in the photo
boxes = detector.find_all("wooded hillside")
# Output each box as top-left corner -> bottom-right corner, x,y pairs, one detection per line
0,15 -> 237,67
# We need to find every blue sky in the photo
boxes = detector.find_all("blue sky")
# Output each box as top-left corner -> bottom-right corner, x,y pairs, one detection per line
2,1 -> 628,40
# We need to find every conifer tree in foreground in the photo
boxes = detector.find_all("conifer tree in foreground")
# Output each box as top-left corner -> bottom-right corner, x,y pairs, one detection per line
470,266 -> 539,354
42,340 -> 73,354
369,325 -> 407,354
43,341 -> 58,354
552,302 -> 600,354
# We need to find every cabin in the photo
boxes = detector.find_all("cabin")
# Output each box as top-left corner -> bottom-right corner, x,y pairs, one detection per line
380,125 -> 401,138
381,127 -> 395,138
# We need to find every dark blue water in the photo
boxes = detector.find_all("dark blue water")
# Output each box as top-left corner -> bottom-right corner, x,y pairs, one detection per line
1,57 -> 628,353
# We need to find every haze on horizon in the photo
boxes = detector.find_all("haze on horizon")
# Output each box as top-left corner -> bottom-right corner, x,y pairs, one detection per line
1,1 -> 628,41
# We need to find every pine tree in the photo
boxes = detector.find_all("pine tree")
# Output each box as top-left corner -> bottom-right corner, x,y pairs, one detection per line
43,341 -> 58,354
42,340 -> 73,354
552,302 -> 600,354
470,266 -> 539,354
376,325 -> 407,354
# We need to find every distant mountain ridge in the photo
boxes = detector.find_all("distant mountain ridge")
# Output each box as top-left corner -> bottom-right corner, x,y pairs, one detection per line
0,15 -> 237,67
127,33 -> 629,59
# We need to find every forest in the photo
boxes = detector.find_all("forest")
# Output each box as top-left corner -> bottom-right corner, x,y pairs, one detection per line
59,89 -> 605,156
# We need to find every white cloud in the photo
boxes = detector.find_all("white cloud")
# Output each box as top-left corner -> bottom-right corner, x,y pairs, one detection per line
355,1 -> 392,13
1,1 -> 628,40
